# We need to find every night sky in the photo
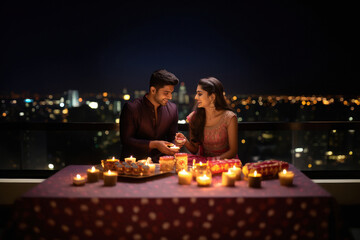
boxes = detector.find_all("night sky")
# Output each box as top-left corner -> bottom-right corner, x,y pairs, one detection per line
1,1 -> 359,96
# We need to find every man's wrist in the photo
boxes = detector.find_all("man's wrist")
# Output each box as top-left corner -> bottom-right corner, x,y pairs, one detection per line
149,140 -> 158,150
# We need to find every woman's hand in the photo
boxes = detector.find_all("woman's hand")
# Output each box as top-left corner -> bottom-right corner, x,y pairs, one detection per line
175,132 -> 187,148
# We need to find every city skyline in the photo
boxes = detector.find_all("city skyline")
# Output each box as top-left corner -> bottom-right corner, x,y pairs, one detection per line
1,1 -> 359,96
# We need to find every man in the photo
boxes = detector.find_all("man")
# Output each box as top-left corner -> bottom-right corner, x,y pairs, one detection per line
120,69 -> 180,162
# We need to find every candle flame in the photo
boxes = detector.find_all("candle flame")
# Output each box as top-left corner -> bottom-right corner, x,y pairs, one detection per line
112,156 -> 115,160
130,155 -> 133,158
283,169 -> 287,174
108,170 -> 111,174
200,162 -> 203,166
91,166 -> 95,172
76,174 -> 81,179
254,171 -> 257,177
200,174 -> 209,180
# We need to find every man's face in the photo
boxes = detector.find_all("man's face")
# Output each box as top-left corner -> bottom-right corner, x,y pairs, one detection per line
154,85 -> 175,106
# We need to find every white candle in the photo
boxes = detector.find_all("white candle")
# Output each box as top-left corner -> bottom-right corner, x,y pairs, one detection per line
178,169 -> 192,185
222,170 -> 236,187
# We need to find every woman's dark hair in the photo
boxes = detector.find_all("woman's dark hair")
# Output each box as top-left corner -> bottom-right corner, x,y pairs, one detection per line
190,77 -> 232,143
149,69 -> 179,90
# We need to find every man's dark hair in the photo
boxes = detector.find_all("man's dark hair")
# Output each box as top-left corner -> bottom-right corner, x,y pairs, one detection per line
149,69 -> 179,90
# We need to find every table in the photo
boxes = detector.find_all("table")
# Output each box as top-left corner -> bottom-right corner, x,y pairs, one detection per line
4,164 -> 338,240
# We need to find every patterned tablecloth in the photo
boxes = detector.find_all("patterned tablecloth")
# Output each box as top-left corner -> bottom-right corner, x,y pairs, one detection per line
4,164 -> 338,240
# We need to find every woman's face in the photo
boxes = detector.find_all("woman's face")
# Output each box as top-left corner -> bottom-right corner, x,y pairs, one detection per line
195,85 -> 214,108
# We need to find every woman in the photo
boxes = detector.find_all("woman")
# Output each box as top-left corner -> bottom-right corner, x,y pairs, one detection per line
176,77 -> 238,159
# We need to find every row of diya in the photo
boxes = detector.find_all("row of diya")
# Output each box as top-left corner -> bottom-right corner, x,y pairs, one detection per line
179,159 -> 295,188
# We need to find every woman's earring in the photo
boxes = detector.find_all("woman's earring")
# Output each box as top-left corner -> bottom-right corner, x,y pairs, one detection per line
210,101 -> 215,109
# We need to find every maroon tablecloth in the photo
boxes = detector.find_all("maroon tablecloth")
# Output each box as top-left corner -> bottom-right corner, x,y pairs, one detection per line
4,164 -> 337,240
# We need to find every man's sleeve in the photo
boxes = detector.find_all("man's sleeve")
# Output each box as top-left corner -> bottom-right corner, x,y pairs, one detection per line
120,103 -> 150,152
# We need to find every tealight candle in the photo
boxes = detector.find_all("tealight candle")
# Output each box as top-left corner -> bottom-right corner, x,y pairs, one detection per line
87,166 -> 100,183
125,156 -> 136,164
103,170 -> 118,186
229,165 -> 242,181
222,170 -> 236,187
178,169 -> 192,185
196,174 -> 212,187
73,174 -> 86,186
248,170 -> 262,188
278,169 -> 294,186
169,145 -> 180,150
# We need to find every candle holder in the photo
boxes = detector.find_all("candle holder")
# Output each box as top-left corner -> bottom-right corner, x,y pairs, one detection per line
102,157 -> 120,171
175,153 -> 188,173
87,166 -> 100,183
248,171 -> 262,188
195,164 -> 212,187
193,162 -> 208,178
159,156 -> 175,172
278,169 -> 294,186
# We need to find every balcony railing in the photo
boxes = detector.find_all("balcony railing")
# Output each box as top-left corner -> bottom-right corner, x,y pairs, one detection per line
0,121 -> 359,179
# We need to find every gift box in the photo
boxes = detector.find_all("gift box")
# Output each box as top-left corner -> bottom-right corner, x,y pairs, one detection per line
208,159 -> 243,174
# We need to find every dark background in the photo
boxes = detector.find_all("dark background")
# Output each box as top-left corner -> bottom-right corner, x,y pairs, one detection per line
1,1 -> 359,96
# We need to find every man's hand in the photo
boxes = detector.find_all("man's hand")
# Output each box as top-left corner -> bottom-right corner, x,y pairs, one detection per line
149,140 -> 179,155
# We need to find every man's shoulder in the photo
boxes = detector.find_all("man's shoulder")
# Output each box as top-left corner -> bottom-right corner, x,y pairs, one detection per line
124,97 -> 144,110
163,101 -> 178,114
166,101 -> 177,109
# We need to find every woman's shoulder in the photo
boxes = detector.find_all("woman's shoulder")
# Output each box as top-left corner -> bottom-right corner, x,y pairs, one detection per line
186,111 -> 196,123
223,110 -> 237,124
224,110 -> 236,119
